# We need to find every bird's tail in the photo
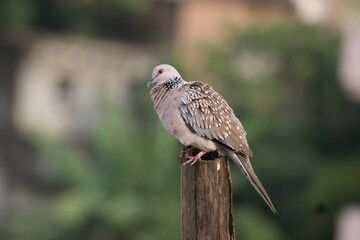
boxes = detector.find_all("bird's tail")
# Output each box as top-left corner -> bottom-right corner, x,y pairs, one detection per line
227,151 -> 278,214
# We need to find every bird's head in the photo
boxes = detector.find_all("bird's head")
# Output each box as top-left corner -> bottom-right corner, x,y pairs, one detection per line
147,64 -> 181,87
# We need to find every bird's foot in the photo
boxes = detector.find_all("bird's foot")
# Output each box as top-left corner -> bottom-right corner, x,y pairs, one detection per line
182,150 -> 207,166
179,147 -> 197,159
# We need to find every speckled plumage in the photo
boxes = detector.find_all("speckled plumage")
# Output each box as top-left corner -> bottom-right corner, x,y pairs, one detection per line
180,82 -> 253,156
164,77 -> 185,89
148,64 -> 277,214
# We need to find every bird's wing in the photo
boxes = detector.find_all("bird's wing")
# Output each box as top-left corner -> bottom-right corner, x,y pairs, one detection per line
180,81 -> 253,157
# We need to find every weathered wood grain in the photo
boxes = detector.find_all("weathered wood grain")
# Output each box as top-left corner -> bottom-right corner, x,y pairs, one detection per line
181,149 -> 235,240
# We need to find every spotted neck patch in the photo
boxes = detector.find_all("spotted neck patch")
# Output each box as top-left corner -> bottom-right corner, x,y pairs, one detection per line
163,77 -> 185,90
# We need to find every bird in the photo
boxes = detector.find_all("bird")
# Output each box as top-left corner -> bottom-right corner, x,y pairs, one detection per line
148,64 -> 277,214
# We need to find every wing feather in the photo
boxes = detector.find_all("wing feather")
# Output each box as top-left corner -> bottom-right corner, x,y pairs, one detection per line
180,82 -> 252,156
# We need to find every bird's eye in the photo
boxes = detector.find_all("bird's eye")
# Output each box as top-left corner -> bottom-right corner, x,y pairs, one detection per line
158,69 -> 163,74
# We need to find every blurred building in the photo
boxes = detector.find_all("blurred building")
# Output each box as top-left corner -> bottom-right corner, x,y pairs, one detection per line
14,36 -> 155,138
16,0 -> 360,140
13,0 -> 294,139
291,0 -> 334,23
172,0 -> 292,67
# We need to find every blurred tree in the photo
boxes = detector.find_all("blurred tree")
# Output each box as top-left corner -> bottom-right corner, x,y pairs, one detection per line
207,22 -> 360,240
4,83 -> 182,240
0,0 -> 152,41
1,13 -> 359,239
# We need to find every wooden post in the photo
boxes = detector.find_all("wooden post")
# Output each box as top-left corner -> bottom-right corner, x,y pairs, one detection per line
181,148 -> 235,240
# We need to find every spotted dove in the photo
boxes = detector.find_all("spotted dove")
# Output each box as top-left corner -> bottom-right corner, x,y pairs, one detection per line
148,64 -> 277,214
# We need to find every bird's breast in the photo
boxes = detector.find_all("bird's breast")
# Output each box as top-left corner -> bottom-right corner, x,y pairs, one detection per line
156,94 -> 180,135
151,85 -> 217,152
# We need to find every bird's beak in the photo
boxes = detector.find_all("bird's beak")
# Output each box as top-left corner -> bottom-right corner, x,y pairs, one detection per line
147,76 -> 156,88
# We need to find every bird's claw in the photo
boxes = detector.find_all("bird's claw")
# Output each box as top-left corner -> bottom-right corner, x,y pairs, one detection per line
179,147 -> 197,159
182,150 -> 207,166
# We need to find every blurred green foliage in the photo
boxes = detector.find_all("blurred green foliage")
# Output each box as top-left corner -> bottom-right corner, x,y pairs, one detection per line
0,0 -> 152,40
1,2 -> 359,237
6,87 -> 182,240
207,23 -> 360,240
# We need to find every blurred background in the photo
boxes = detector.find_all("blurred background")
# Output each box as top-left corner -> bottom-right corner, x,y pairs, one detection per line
0,0 -> 360,239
